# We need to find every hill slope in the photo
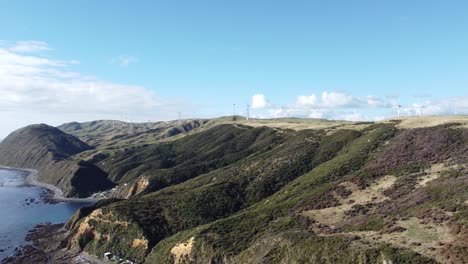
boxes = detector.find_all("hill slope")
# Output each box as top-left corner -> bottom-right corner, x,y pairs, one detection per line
2,117 -> 468,263
58,119 -> 208,147
63,122 -> 468,264
0,124 -> 114,197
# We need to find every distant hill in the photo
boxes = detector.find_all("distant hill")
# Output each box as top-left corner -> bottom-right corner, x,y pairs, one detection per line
0,124 -> 113,197
58,119 -> 209,147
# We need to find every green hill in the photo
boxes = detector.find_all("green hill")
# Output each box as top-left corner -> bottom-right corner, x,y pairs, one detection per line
66,120 -> 468,263
0,124 -> 114,197
2,117 -> 468,263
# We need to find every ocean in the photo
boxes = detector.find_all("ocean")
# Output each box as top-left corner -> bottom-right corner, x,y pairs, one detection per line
0,168 -> 93,260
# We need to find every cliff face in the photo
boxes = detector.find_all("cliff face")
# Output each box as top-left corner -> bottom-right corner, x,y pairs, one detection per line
0,124 -> 114,197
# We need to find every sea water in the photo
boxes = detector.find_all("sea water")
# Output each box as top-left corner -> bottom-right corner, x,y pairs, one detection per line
0,168 -> 93,260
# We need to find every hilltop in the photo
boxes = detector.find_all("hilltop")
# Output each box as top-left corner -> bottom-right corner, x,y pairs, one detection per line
58,119 -> 209,147
0,124 -> 113,197
1,116 -> 468,263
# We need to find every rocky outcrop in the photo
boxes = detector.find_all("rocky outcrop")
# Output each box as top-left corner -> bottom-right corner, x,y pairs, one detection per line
0,124 -> 114,197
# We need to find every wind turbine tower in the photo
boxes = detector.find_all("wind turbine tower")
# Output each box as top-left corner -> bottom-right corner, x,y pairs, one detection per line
352,109 -> 358,122
126,113 -> 130,128
111,119 -> 115,138
413,97 -> 426,117
177,112 -> 182,125
233,104 -> 236,117
414,104 -> 424,116
246,104 -> 250,121
393,104 -> 403,118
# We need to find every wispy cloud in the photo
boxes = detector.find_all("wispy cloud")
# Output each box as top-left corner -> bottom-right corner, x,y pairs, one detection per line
0,41 -> 194,137
8,41 -> 51,53
110,55 -> 139,67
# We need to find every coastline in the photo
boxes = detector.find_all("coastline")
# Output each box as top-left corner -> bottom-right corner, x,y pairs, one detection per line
1,223 -> 106,264
0,165 -> 98,203
0,166 -> 102,263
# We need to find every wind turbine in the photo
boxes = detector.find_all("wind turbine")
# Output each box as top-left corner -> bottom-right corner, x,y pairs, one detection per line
177,112 -> 182,125
392,104 -> 403,118
111,119 -> 115,138
246,104 -> 250,121
414,103 -> 425,116
386,94 -> 402,118
413,94 -> 431,117
126,113 -> 130,128
280,106 -> 288,118
352,109 -> 358,122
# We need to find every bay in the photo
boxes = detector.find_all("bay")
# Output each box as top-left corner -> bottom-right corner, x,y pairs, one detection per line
0,168 -> 92,260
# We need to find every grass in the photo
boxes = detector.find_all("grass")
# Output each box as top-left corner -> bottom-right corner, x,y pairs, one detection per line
394,115 -> 468,129
403,218 -> 439,242
64,120 -> 468,263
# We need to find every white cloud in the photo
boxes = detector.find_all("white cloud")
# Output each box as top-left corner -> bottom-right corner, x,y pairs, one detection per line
259,92 -> 468,121
0,41 -> 194,137
321,91 -> 355,108
365,96 -> 389,108
251,94 -> 270,109
256,91 -> 417,121
421,96 -> 468,115
111,55 -> 139,67
295,91 -> 392,110
296,95 -> 317,107
334,111 -> 369,122
9,41 -> 51,53
384,97 -> 468,118
307,109 -> 326,119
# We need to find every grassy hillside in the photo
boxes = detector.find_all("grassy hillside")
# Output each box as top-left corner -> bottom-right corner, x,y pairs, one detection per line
3,116 -> 468,263
63,121 -> 468,264
67,126 -> 364,261
142,123 -> 467,264
58,119 -> 209,148
0,124 -> 114,197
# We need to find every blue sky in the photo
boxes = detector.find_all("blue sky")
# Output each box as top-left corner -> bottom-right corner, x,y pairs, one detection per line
0,1 -> 468,136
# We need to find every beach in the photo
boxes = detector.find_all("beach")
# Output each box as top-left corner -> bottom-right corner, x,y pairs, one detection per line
0,166 -> 99,203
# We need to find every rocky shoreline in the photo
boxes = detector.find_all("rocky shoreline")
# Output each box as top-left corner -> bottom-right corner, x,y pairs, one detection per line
1,224 -> 104,264
0,167 -> 104,263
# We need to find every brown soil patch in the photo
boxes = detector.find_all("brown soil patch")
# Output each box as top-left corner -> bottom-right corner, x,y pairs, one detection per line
170,237 -> 195,264
131,238 -> 148,249
126,177 -> 150,198
71,209 -> 131,250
